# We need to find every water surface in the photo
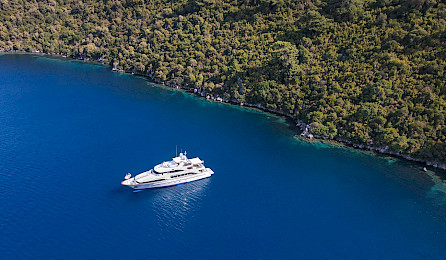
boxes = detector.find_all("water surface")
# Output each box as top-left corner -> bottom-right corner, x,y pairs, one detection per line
0,54 -> 445,259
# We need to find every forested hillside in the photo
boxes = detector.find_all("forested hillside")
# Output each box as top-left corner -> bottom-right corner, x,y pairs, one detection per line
1,0 -> 445,165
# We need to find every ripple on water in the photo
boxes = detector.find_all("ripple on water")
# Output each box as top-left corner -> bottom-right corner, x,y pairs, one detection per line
151,179 -> 210,236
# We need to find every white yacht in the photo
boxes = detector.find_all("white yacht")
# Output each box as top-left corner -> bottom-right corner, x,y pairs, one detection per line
121,152 -> 214,190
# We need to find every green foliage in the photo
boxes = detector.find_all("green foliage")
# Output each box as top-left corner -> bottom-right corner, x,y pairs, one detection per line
1,0 -> 445,163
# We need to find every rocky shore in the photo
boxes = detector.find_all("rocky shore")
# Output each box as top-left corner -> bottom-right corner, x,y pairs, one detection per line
2,50 -> 445,173
297,121 -> 446,172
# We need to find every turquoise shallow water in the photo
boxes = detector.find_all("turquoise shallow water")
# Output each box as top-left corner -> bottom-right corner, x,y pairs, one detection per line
0,54 -> 445,259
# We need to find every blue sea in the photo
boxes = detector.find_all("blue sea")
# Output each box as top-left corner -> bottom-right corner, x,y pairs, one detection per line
0,54 -> 445,259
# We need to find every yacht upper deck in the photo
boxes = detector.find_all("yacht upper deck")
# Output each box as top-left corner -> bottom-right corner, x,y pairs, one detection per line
154,153 -> 204,173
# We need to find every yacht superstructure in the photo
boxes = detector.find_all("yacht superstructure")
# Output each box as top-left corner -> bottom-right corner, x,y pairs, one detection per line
121,152 -> 214,190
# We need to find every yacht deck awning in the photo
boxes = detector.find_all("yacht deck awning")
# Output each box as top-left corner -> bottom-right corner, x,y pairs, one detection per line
189,158 -> 203,164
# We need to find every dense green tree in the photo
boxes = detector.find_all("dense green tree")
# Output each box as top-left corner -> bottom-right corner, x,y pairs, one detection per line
0,0 -> 445,164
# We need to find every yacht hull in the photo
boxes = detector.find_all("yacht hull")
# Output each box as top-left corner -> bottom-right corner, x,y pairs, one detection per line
122,170 -> 213,190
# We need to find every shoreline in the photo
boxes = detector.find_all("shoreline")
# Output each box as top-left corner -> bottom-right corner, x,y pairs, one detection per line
2,50 -> 445,177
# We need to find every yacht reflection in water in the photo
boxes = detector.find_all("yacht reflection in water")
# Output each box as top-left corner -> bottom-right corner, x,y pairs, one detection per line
151,178 -> 211,232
